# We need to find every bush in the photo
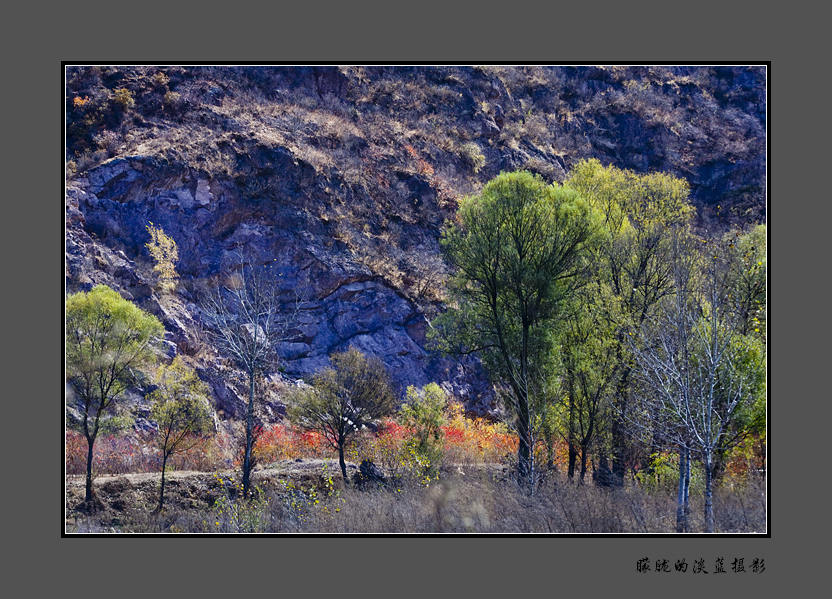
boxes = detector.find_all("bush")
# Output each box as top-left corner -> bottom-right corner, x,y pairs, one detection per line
211,474 -> 272,532
151,71 -> 170,89
93,130 -> 120,156
458,141 -> 486,173
399,383 -> 447,475
163,90 -> 183,112
112,87 -> 135,110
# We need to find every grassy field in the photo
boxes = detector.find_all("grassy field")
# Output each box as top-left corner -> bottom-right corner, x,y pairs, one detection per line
65,458 -> 765,534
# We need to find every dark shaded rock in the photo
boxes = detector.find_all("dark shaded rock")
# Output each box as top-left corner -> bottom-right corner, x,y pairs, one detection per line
353,459 -> 386,487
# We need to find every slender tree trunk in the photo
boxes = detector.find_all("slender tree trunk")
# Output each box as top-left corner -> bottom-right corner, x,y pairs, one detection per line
516,394 -> 533,491
676,447 -> 688,532
157,453 -> 169,512
567,445 -> 577,480
338,442 -> 348,484
610,350 -> 631,488
683,450 -> 691,526
610,385 -> 628,487
579,446 -> 588,482
242,370 -> 256,497
704,454 -> 715,533
84,436 -> 95,504
567,372 -> 577,480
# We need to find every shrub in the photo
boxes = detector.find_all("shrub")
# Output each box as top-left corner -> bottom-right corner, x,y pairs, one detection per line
163,90 -> 182,112
211,474 -> 271,532
151,71 -> 170,89
112,87 -> 135,110
93,130 -> 120,156
399,383 -> 448,475
458,141 -> 486,173
145,222 -> 179,293
253,423 -> 330,463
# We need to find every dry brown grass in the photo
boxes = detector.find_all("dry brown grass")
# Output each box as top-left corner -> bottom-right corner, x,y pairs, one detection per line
66,463 -> 765,534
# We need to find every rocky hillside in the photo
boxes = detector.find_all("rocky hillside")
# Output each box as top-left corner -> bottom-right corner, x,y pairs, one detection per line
64,65 -> 766,419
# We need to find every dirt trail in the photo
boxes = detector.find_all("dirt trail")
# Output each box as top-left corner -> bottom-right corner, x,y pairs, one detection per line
65,459 -> 349,520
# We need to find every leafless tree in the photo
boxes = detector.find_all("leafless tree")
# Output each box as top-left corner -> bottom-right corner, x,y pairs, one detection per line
200,253 -> 304,496
629,234 -> 765,532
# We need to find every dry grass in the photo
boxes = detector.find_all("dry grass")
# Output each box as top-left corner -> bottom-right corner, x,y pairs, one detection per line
66,462 -> 765,534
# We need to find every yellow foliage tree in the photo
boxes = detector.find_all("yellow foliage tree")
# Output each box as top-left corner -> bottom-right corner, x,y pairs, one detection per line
145,222 -> 179,293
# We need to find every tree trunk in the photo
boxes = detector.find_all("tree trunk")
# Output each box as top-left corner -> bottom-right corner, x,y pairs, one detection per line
567,372 -> 577,480
567,444 -> 577,480
157,453 -> 168,512
704,455 -> 715,533
676,447 -> 688,532
242,370 -> 256,497
610,350 -> 631,488
610,402 -> 627,487
84,436 -> 95,505
683,450 -> 691,526
579,446 -> 588,482
338,442 -> 348,483
516,394 -> 533,491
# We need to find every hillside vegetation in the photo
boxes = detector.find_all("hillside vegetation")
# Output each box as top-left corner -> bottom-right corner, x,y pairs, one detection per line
65,65 -> 766,533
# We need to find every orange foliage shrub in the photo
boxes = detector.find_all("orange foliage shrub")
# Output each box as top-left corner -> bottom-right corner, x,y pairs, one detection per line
252,423 -> 331,463
440,403 -> 516,465
66,402 -> 575,476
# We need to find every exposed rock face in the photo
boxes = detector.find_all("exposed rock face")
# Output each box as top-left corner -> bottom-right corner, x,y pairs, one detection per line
65,65 -> 766,422
66,154 -> 492,419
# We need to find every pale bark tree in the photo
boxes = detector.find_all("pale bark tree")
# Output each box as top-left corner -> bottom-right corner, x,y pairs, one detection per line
630,234 -> 765,532
201,254 -> 303,496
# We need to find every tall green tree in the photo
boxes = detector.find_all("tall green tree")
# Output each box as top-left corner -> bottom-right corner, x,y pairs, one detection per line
566,158 -> 694,485
724,224 -> 766,339
148,356 -> 214,512
709,227 -> 767,481
559,283 -> 620,481
66,285 -> 164,505
431,171 -> 601,491
400,382 -> 449,474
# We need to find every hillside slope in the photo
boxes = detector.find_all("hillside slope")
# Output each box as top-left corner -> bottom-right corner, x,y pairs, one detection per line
64,65 -> 766,419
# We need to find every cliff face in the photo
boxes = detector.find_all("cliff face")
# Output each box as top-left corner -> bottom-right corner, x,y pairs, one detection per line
65,65 -> 766,419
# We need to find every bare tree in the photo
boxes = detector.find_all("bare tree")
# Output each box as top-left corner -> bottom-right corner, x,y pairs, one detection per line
629,235 -> 765,532
201,254 -> 303,496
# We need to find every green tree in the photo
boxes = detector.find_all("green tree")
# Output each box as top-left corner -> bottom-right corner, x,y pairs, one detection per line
66,285 -> 164,505
566,158 -> 694,485
724,224 -> 766,339
709,227 -> 767,481
400,382 -> 448,474
145,222 -> 179,293
287,348 -> 397,483
431,171 -> 601,490
148,356 -> 214,511
559,283 -> 620,481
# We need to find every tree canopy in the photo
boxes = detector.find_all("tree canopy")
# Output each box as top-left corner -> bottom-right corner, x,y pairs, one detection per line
287,347 -> 397,482
431,170 -> 602,488
66,284 -> 164,504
